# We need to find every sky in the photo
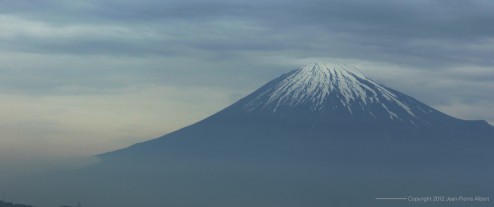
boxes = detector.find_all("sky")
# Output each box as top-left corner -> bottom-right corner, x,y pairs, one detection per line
0,0 -> 493,174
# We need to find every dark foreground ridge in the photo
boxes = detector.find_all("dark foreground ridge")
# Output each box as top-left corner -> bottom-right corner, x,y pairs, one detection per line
21,63 -> 494,207
0,200 -> 73,207
0,201 -> 34,207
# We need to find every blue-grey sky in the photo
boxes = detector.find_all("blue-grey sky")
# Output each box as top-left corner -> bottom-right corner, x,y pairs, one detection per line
0,0 -> 493,171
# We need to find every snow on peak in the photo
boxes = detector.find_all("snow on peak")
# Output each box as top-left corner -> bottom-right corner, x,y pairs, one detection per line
271,63 -> 371,109
244,63 -> 424,122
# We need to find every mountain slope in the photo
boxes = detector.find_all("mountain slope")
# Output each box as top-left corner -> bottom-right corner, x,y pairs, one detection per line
101,63 -> 493,165
245,63 -> 428,120
227,63 -> 463,126
24,63 -> 493,207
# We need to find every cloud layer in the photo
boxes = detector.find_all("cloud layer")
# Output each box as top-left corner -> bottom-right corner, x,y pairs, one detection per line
1,0 -> 494,65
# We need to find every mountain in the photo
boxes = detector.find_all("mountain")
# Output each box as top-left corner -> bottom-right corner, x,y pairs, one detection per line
22,63 -> 494,207
244,63 -> 438,124
101,63 -> 493,165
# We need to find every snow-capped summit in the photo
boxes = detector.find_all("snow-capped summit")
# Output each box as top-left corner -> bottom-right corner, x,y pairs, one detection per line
238,63 -> 444,126
101,62 -> 494,160
245,63 -> 396,112
99,61 -> 494,169
245,63 -> 370,112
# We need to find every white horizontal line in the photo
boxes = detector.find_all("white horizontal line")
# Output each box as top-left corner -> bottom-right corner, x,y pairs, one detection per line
375,198 -> 407,200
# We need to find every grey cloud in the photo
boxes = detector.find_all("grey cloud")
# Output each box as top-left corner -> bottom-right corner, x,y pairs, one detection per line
0,0 -> 493,115
0,55 -> 285,96
1,0 -> 494,68
1,0 -> 493,100
276,0 -> 494,38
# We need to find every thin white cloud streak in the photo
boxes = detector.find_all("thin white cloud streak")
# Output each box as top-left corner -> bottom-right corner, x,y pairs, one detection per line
0,15 -> 164,43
